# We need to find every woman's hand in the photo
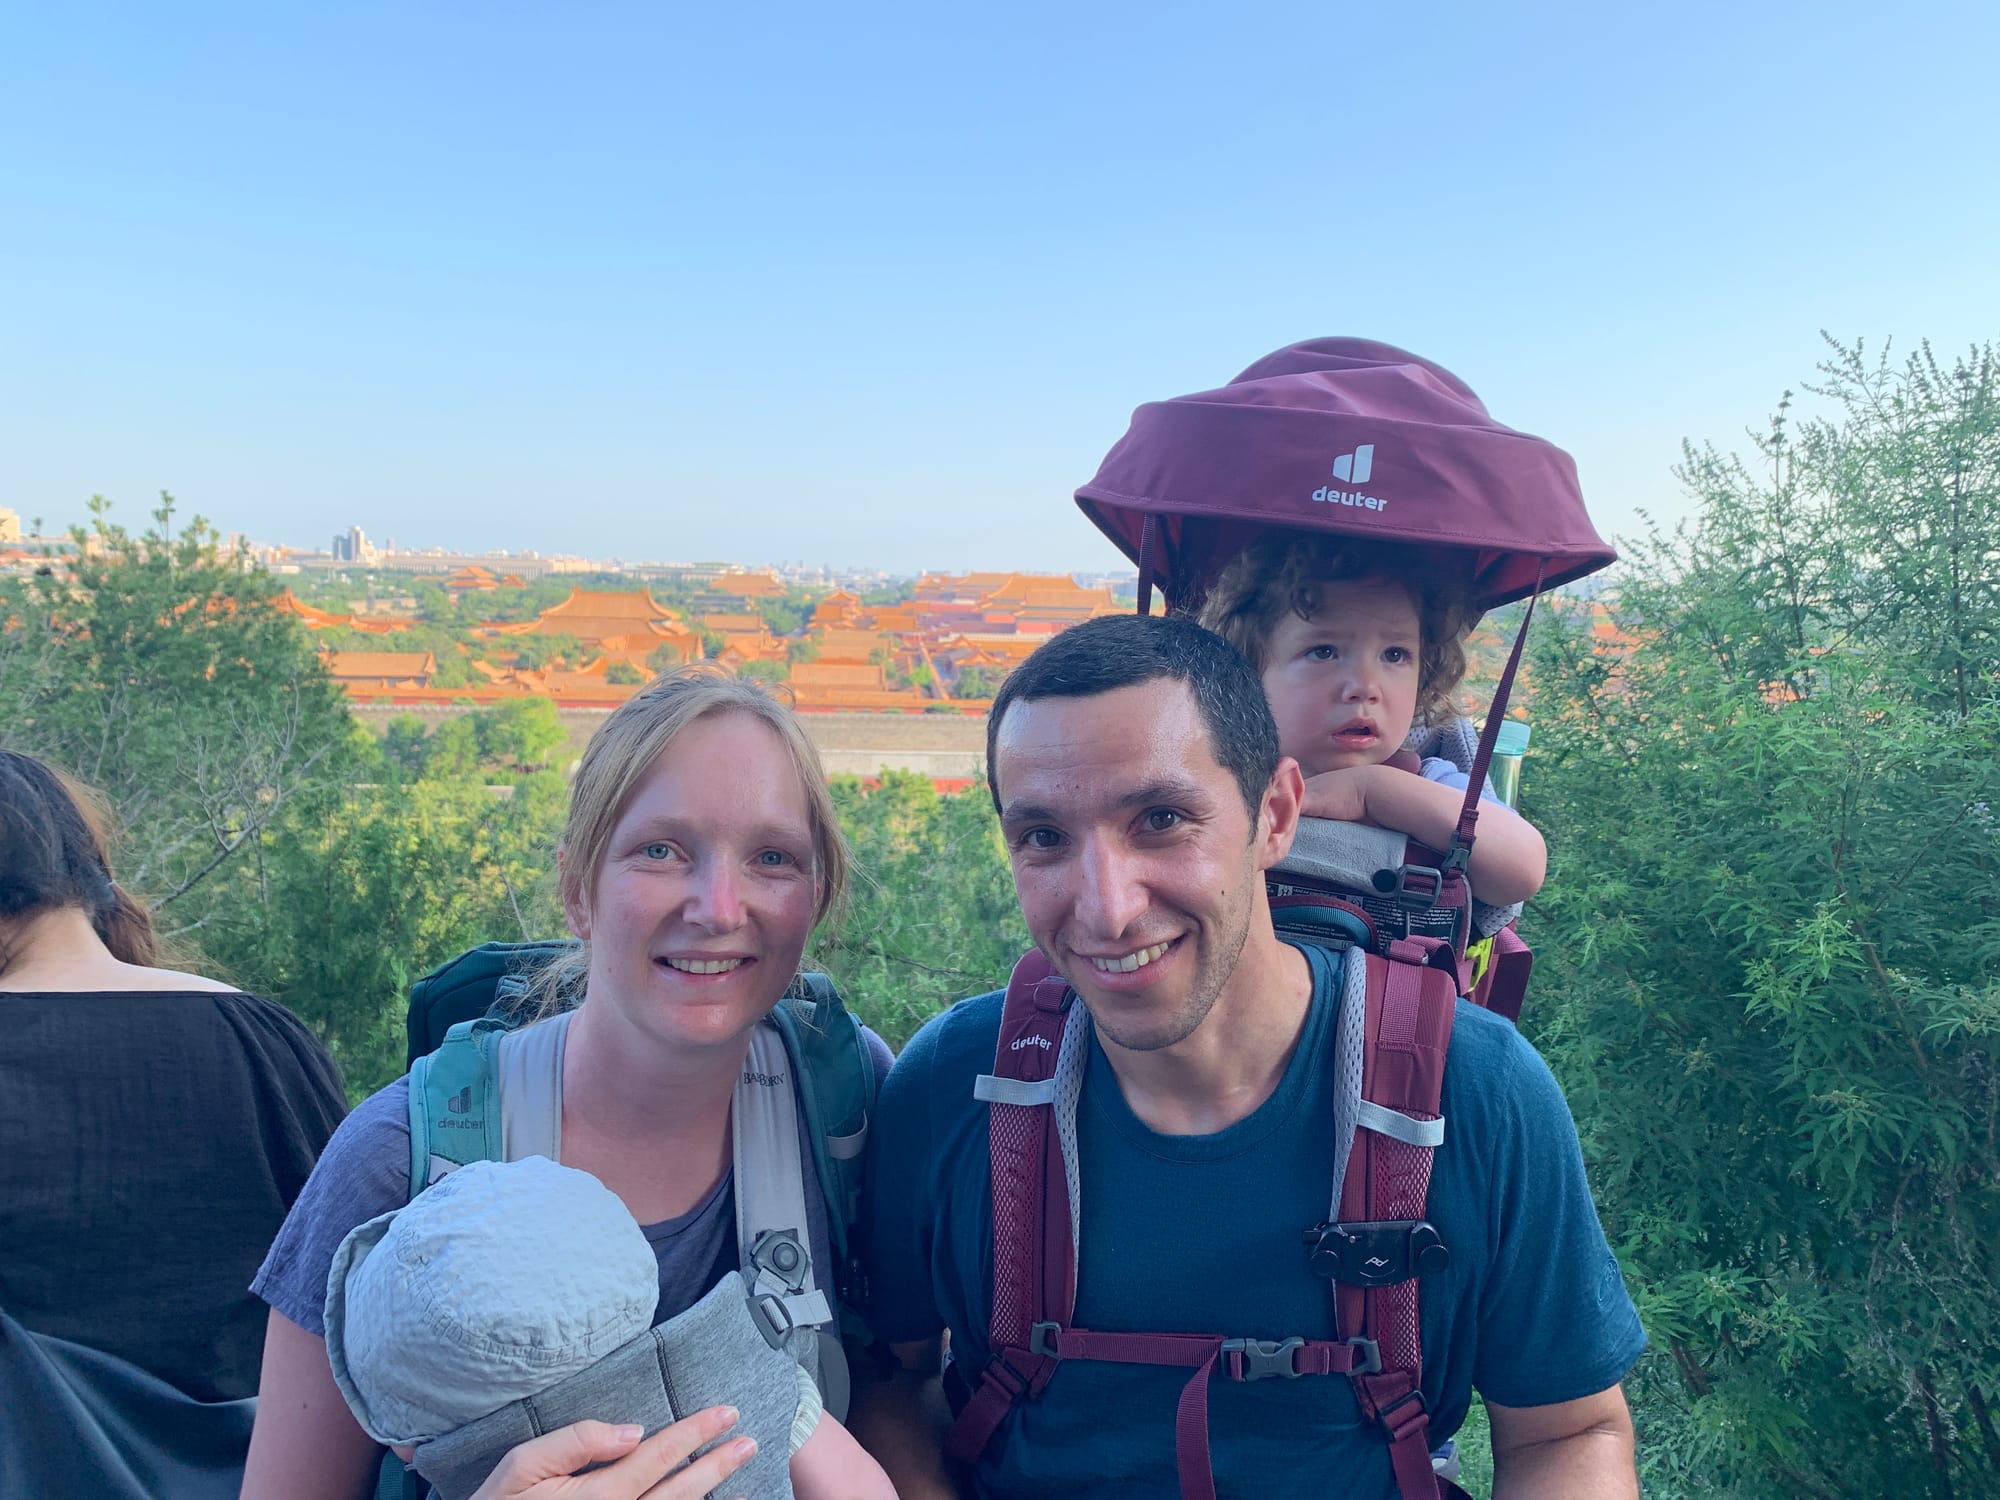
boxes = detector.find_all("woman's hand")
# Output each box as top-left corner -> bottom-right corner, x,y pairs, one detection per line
468,1407 -> 757,1500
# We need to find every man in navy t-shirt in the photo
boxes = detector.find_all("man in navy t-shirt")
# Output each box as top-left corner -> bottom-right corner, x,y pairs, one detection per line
851,614 -> 1644,1499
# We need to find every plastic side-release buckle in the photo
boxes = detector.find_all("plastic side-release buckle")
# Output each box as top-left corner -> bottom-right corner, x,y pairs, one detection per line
1219,1336 -> 1304,1381
1027,1321 -> 1062,1359
1373,862 -> 1445,912
747,1290 -> 795,1351
1375,1385 -> 1431,1440
1303,1220 -> 1451,1287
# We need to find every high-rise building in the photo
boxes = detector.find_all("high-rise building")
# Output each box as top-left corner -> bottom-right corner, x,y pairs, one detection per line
0,507 -> 20,544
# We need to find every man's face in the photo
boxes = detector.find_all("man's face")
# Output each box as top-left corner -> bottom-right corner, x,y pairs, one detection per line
993,678 -> 1289,1053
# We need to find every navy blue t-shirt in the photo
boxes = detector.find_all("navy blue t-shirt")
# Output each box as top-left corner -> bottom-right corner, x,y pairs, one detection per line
863,942 -> 1644,1499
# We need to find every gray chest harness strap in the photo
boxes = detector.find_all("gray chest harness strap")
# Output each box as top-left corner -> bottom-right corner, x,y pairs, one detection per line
732,1024 -> 833,1332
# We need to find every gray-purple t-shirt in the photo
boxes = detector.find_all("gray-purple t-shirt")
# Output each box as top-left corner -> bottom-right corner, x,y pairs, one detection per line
254,1029 -> 893,1340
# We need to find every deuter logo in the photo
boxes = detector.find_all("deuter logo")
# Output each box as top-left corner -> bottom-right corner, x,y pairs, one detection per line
1312,442 -> 1388,511
1009,1035 -> 1052,1052
446,1085 -> 472,1115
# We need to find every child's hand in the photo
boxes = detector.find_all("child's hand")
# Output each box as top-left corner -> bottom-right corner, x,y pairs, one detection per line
1299,767 -> 1379,825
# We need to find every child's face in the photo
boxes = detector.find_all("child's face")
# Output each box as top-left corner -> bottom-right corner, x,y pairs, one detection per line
1259,573 -> 1423,779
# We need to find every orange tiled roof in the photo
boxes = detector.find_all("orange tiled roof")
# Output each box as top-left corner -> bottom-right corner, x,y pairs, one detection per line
707,571 -> 784,598
717,632 -> 789,663
978,573 -> 1094,607
812,627 -> 888,662
811,594 -> 861,627
325,650 -> 435,682
275,590 -> 354,628
700,612 -> 766,633
524,587 -> 684,645
790,683 -> 933,711
791,661 -> 886,689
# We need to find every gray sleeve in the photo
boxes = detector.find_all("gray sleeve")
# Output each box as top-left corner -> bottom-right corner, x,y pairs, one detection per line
250,1077 -> 413,1337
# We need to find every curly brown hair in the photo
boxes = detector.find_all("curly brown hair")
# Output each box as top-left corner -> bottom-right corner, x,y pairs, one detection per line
1196,533 -> 1481,728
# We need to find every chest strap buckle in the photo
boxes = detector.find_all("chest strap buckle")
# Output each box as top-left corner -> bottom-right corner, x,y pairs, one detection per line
1219,1336 -> 1304,1380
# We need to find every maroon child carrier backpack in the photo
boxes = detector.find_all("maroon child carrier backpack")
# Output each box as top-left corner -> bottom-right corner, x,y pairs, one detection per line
945,340 -> 1616,1499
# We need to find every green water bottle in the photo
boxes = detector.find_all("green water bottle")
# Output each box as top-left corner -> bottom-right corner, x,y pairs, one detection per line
1488,719 -> 1531,808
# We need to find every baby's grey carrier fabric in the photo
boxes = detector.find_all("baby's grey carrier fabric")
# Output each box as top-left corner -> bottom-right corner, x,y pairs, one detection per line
410,1272 -> 799,1500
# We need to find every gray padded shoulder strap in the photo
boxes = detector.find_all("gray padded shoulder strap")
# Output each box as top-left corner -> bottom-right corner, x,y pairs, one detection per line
733,1025 -> 829,1316
1051,1001 -> 1091,1287
494,1012 -> 570,1164
1329,945 -> 1368,1219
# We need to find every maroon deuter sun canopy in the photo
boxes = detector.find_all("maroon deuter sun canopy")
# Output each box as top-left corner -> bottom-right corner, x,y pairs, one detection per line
1075,337 -> 1617,613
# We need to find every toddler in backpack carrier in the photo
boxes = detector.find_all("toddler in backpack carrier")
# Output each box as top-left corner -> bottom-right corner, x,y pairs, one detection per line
1198,533 -> 1545,1011
322,1156 -> 874,1500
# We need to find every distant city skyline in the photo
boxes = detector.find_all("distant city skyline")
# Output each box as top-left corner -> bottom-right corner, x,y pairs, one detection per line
5,3 -> 1996,572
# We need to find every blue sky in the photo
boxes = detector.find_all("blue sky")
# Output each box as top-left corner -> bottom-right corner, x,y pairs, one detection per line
4,1 -> 1995,573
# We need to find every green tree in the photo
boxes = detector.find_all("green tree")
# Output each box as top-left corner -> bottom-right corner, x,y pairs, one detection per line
221,766 -> 569,1094
513,632 -> 583,672
756,587 -> 820,638
821,772 -> 1027,1046
473,697 -> 565,770
429,650 -> 481,689
647,641 -> 689,675
952,665 -> 1008,699
740,659 -> 789,686
1524,339 -> 2000,1498
0,495 -> 352,917
380,714 -> 432,778
604,659 -> 646,685
419,716 -> 482,779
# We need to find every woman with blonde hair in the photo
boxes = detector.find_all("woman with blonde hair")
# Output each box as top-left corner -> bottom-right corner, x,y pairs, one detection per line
0,749 -> 347,1499
243,668 -> 894,1500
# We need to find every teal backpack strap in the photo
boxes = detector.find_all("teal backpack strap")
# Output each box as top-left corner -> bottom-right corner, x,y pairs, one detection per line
405,1017 -> 510,1200
769,972 -> 877,1288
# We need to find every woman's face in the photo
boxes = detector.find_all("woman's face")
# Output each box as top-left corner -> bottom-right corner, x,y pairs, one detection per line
568,711 -> 820,1052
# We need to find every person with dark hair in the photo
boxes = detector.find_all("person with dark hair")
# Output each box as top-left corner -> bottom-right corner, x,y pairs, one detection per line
983,611 -> 1279,821
852,615 -> 1644,1499
0,749 -> 349,1499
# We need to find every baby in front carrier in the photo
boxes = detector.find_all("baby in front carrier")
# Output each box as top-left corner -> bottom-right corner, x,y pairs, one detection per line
321,1155 -> 888,1500
1198,531 -> 1546,953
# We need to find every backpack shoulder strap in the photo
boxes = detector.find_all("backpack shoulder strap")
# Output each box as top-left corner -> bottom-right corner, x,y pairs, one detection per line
768,971 -> 877,1270
1323,939 -> 1462,1500
405,1017 -> 509,1199
945,950 -> 1080,1466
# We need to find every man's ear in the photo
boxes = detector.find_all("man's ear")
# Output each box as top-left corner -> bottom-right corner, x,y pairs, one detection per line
556,845 -> 591,940
1255,757 -> 1305,871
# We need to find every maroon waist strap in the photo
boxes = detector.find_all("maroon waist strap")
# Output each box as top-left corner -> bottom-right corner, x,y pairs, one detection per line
953,1327 -> 1369,1500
